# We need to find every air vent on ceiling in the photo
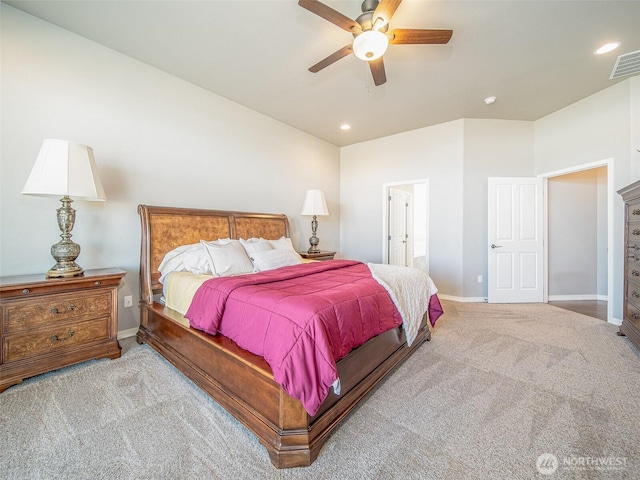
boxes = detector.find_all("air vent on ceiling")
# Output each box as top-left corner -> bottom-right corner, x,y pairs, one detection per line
610,50 -> 640,80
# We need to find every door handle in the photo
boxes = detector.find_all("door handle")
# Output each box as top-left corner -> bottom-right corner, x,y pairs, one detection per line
491,244 -> 502,249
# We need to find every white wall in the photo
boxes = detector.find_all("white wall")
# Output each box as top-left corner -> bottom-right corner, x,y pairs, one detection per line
630,77 -> 640,180
462,119 -> 535,298
341,120 -> 464,296
0,6 -> 341,332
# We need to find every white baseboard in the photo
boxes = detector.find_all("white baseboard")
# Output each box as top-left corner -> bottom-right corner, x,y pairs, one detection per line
439,293 -> 611,305
609,317 -> 623,326
117,327 -> 139,340
548,294 -> 607,301
437,294 -> 487,303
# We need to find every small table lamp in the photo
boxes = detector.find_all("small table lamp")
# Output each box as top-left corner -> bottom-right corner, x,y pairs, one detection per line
301,189 -> 329,254
22,139 -> 106,278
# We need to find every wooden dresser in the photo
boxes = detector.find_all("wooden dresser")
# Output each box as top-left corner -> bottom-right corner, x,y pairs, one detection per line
618,180 -> 640,351
0,268 -> 125,392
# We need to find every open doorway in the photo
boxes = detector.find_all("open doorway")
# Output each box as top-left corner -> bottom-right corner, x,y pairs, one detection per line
541,159 -> 612,322
382,179 -> 429,273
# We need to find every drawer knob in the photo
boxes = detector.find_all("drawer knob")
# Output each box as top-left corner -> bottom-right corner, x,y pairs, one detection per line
94,281 -> 101,286
51,305 -> 76,314
633,209 -> 640,215
50,330 -> 75,341
22,288 -> 30,294
633,291 -> 640,298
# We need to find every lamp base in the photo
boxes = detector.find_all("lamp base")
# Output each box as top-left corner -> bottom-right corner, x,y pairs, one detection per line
46,196 -> 84,278
47,263 -> 84,278
307,215 -> 321,254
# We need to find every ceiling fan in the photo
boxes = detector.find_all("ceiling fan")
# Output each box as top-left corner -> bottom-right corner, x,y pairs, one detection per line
299,0 -> 453,86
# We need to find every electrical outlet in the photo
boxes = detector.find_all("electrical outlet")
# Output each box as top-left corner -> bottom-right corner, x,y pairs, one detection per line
477,275 -> 483,283
124,295 -> 133,308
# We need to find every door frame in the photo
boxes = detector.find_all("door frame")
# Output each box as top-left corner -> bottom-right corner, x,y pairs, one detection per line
539,158 -> 614,322
382,179 -> 429,270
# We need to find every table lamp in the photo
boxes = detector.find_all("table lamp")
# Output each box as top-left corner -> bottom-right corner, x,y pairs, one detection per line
300,189 -> 329,254
22,139 -> 106,278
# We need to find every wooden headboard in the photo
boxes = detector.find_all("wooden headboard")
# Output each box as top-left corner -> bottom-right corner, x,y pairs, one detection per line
138,205 -> 290,303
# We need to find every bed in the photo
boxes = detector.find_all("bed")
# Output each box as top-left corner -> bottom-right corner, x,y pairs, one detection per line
136,204 -> 441,468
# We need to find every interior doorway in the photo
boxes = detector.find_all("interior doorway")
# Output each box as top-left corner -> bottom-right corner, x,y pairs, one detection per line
382,179 -> 429,273
541,159 -> 612,322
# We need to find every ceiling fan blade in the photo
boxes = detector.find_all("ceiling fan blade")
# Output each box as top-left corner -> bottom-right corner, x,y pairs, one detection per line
373,0 -> 403,28
309,44 -> 353,73
389,29 -> 453,45
298,0 -> 361,33
369,57 -> 387,86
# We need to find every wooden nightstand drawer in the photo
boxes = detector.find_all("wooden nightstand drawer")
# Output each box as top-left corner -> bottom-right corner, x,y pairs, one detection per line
3,290 -> 112,333
3,316 -> 110,363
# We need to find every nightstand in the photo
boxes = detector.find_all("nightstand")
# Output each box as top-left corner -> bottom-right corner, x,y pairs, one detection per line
0,268 -> 125,392
298,251 -> 336,261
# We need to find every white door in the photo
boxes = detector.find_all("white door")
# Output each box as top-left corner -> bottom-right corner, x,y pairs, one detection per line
388,188 -> 410,266
488,177 -> 544,303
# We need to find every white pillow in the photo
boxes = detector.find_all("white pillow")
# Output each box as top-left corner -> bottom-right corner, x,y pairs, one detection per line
158,243 -> 202,283
205,237 -> 233,245
239,237 -> 273,256
201,240 -> 254,277
268,236 -> 299,254
182,248 -> 212,276
250,249 -> 303,271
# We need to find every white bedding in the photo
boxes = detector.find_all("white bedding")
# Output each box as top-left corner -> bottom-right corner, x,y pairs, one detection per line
367,263 -> 437,346
163,272 -> 210,315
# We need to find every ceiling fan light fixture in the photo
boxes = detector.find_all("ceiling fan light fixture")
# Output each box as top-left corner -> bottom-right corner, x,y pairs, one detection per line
353,30 -> 389,61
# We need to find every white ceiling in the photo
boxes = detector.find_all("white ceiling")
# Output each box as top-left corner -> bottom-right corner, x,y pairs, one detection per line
4,0 -> 639,146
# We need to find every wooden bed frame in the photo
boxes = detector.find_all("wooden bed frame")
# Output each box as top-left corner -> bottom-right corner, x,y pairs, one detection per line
136,204 -> 431,468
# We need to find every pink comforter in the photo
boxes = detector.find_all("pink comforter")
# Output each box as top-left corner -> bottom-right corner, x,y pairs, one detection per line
186,260 -> 415,415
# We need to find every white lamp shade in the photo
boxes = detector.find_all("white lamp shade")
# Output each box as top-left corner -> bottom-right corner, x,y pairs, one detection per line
352,30 -> 389,61
22,139 -> 106,201
301,189 -> 329,216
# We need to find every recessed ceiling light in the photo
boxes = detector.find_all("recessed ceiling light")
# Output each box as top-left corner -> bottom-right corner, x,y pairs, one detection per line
594,42 -> 621,55
484,96 -> 497,105
340,124 -> 351,130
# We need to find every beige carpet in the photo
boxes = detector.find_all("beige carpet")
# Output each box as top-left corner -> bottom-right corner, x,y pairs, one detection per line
1,300 -> 639,479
